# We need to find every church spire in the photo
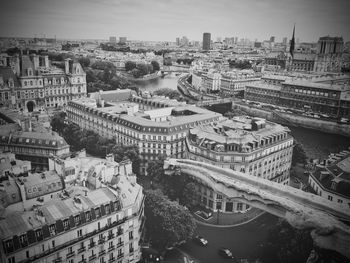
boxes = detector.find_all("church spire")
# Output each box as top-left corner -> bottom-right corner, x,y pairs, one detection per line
289,24 -> 295,59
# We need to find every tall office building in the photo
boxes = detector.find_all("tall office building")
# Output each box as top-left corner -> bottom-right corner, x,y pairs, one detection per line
176,37 -> 180,46
282,37 -> 288,45
109,36 -> 117,43
270,36 -> 275,43
119,37 -> 127,44
202,32 -> 211,50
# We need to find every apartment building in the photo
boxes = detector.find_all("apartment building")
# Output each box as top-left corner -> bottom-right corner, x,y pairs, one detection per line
66,90 -> 222,174
0,152 -> 144,263
308,148 -> 350,209
186,116 -> 294,213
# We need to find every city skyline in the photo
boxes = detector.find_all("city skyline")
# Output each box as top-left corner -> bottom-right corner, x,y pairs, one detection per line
0,0 -> 349,42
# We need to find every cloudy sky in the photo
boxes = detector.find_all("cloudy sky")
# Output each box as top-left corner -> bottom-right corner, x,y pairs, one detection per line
0,0 -> 349,42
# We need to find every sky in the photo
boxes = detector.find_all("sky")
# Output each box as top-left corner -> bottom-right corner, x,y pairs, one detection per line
0,0 -> 349,42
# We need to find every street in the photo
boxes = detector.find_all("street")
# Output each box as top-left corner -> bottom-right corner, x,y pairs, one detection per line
171,213 -> 279,263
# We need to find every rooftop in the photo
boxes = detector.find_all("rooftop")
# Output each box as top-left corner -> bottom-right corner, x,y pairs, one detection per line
189,116 -> 290,147
311,149 -> 350,199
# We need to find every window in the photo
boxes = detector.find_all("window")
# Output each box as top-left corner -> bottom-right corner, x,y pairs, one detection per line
95,208 -> 101,217
26,250 -> 29,258
49,225 -> 56,235
328,195 -> 333,201
7,257 -> 15,263
129,231 -> 133,240
85,211 -> 91,221
77,229 -> 82,237
74,215 -> 81,225
338,199 -> 343,203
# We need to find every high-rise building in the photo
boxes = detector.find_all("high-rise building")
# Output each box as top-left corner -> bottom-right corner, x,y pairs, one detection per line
119,37 -> 127,44
109,36 -> 117,43
202,32 -> 211,50
176,37 -> 180,46
270,36 -> 275,43
282,37 -> 288,45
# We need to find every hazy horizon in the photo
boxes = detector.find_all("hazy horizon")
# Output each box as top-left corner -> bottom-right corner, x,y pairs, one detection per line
1,0 -> 349,42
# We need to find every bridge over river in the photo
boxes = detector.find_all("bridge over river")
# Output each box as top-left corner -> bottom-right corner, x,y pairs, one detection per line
164,158 -> 350,259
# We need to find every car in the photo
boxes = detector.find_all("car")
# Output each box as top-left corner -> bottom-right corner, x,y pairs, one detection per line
193,235 -> 208,246
218,247 -> 233,258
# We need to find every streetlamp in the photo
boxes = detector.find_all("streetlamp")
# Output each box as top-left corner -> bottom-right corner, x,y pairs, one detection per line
217,207 -> 221,225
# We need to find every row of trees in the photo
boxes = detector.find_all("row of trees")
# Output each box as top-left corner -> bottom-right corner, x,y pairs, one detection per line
51,112 -> 140,174
176,58 -> 194,65
125,60 -> 160,78
153,88 -> 183,101
144,189 -> 197,250
228,59 -> 252,69
87,60 -> 132,93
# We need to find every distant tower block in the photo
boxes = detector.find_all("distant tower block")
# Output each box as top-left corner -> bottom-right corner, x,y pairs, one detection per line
203,32 -> 211,50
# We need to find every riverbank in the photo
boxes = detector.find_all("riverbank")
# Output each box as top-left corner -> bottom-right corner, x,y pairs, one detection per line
234,103 -> 350,137
119,71 -> 162,82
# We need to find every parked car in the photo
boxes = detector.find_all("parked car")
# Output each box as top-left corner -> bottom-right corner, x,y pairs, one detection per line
218,247 -> 233,258
193,235 -> 208,246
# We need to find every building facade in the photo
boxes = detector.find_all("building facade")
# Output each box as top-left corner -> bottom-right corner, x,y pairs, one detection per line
66,91 -> 222,174
0,54 -> 86,112
0,125 -> 70,170
186,116 -> 294,213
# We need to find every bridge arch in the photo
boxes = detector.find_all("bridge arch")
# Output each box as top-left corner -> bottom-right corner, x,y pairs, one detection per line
164,158 -> 350,259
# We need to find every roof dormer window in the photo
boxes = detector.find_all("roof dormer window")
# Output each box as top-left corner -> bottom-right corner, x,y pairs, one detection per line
28,68 -> 33,76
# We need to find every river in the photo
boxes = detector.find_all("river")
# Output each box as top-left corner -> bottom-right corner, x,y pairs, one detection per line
135,72 -> 180,93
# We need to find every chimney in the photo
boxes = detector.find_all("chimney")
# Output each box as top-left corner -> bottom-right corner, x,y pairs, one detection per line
13,55 -> 21,76
44,55 -> 49,68
30,54 -> 39,70
65,58 -> 70,74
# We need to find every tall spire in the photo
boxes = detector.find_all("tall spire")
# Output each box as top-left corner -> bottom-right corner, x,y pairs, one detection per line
289,24 -> 295,59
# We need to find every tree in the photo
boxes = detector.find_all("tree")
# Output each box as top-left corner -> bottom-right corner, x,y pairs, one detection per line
51,112 -> 66,134
147,64 -> 154,74
151,60 -> 160,71
112,144 -> 141,174
131,68 -> 142,78
136,63 -> 149,76
153,88 -> 182,101
181,182 -> 197,209
125,61 -> 137,72
144,189 -> 197,250
262,219 -> 313,263
78,57 -> 90,68
292,141 -> 308,165
147,156 -> 166,183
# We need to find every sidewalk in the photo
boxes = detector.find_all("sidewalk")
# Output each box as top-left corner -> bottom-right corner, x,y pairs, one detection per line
193,207 -> 265,227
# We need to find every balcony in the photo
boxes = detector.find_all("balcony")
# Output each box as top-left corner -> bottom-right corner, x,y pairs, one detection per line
88,242 -> 95,249
117,253 -> 124,259
98,250 -> 106,257
98,237 -> 106,244
78,259 -> 87,263
108,245 -> 115,252
107,233 -> 115,240
78,247 -> 86,253
108,258 -> 115,263
66,251 -> 75,259
88,255 -> 96,262
52,257 -> 62,263
117,230 -> 123,236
